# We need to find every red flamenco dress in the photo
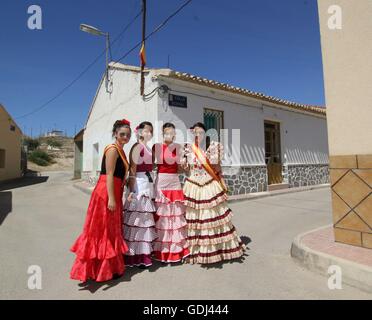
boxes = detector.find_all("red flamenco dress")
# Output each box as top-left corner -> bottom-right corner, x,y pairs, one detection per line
70,144 -> 129,282
153,143 -> 190,262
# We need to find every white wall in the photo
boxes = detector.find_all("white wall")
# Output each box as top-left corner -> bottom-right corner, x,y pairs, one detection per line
261,103 -> 329,164
83,68 -> 158,172
156,78 -> 328,166
83,69 -> 329,173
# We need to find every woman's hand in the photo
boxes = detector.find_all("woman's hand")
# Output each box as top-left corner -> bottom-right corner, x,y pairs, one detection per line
179,157 -> 188,169
127,192 -> 135,203
108,197 -> 116,211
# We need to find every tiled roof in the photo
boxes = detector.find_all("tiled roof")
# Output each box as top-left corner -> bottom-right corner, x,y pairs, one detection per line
108,62 -> 326,116
158,71 -> 326,116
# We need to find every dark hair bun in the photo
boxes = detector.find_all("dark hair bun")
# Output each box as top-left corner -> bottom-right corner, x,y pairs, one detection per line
190,122 -> 206,131
162,122 -> 175,131
112,120 -> 131,137
137,121 -> 153,131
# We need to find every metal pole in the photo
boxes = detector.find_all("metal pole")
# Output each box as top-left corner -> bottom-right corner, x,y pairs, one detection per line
105,33 -> 109,92
140,0 -> 146,96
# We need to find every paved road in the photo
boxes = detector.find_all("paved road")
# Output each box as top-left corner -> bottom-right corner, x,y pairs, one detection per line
0,171 -> 370,299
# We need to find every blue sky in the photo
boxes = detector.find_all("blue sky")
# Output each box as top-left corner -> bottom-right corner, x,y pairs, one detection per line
0,0 -> 324,137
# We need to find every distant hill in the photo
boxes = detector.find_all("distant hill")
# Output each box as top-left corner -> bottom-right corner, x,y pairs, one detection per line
27,136 -> 74,172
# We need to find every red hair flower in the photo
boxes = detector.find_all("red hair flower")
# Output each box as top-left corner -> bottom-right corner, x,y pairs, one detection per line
120,119 -> 131,126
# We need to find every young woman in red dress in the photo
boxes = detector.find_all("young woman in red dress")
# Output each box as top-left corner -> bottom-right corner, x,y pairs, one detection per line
152,122 -> 190,263
70,119 -> 131,282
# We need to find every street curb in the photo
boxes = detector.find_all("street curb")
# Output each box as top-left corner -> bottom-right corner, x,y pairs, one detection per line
290,225 -> 372,293
72,181 -> 94,195
228,183 -> 330,203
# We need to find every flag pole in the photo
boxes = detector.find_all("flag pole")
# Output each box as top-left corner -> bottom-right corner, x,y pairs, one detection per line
140,0 -> 147,96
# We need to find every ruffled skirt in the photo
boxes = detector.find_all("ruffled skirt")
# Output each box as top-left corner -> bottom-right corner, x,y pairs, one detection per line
70,175 -> 128,282
153,173 -> 190,262
183,177 -> 245,264
123,172 -> 157,267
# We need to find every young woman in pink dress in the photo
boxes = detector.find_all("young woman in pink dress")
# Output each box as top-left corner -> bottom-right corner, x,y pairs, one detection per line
152,122 -> 190,263
123,121 -> 157,268
70,119 -> 131,282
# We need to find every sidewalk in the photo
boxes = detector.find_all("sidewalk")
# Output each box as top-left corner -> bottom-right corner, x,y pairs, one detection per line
73,178 -> 330,201
291,225 -> 372,293
72,179 -> 95,195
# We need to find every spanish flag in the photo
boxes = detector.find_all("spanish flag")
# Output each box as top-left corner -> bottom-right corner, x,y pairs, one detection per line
139,42 -> 146,67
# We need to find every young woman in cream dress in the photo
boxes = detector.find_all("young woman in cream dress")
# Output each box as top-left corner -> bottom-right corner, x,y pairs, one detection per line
182,122 -> 245,264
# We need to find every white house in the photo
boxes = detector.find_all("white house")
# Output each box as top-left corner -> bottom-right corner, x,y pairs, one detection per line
79,62 -> 329,195
45,130 -> 64,137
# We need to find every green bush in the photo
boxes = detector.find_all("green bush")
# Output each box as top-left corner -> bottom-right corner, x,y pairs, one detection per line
46,138 -> 63,148
28,150 -> 54,166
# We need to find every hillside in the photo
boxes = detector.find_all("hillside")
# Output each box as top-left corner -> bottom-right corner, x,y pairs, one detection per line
27,136 -> 74,172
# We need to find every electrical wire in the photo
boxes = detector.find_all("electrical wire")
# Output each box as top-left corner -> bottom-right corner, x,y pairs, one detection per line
6,0 -> 193,123
110,0 -> 193,76
8,10 -> 142,121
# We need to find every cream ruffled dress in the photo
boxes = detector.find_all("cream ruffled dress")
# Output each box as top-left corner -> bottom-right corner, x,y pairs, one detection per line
183,142 -> 246,264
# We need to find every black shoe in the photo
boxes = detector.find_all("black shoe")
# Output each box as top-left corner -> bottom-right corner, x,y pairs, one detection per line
112,273 -> 123,280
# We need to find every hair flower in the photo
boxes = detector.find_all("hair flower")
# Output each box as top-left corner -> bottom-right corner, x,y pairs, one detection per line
120,119 -> 131,126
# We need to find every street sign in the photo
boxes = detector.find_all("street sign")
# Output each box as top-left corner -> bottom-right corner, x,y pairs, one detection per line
169,94 -> 187,108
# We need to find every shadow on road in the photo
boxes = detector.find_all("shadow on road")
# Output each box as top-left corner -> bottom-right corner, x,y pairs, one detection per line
77,261 -> 165,293
0,171 -> 49,225
0,171 -> 48,191
200,235 -> 252,270
75,237 -> 253,292
0,191 -> 12,225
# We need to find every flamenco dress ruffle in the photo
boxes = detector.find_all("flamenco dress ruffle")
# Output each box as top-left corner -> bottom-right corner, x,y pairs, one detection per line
153,173 -> 190,262
70,175 -> 128,282
183,172 -> 245,264
123,172 -> 157,267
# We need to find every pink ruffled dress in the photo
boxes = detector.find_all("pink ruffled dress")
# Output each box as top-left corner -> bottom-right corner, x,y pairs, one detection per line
152,143 -> 190,262
123,143 -> 157,267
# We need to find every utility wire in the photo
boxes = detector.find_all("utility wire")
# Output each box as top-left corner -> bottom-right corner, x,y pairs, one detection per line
10,0 -> 193,121
11,10 -> 142,121
111,0 -> 193,73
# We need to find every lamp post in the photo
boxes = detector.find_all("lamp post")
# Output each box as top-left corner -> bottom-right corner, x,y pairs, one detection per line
80,24 -> 111,92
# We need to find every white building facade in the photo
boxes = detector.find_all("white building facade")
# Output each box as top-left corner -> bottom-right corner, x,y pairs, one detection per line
81,63 -> 329,195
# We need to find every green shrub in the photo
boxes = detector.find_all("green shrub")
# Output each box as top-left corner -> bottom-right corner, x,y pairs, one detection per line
28,150 -> 54,166
46,138 -> 63,148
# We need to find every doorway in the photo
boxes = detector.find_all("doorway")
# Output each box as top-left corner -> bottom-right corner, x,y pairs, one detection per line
264,120 -> 282,184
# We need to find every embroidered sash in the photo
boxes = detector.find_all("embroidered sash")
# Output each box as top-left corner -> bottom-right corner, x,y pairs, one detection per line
191,143 -> 228,193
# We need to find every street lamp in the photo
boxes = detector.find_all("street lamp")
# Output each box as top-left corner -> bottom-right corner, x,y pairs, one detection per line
80,23 -> 112,92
